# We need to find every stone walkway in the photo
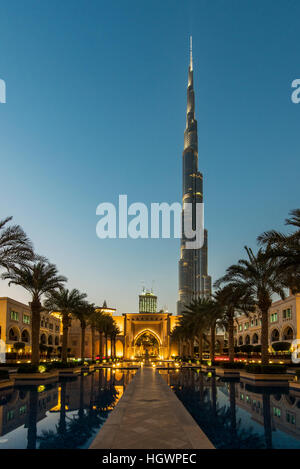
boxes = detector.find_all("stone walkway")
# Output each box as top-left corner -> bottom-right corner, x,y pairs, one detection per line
89,366 -> 214,449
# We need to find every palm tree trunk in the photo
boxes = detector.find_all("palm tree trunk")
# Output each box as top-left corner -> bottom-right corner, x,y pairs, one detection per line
31,300 -> 41,366
198,333 -> 203,361
261,309 -> 269,365
91,326 -> 95,361
62,315 -> 69,364
98,331 -> 103,358
110,335 -> 113,358
80,324 -> 86,361
189,339 -> 194,358
210,321 -> 216,363
228,313 -> 235,364
105,335 -> 108,357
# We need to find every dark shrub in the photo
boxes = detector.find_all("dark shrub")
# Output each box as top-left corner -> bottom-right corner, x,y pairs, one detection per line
245,364 -> 287,374
221,362 -> 245,369
0,369 -> 9,380
17,364 -> 39,374
271,342 -> 291,352
52,361 -> 81,369
239,345 -> 254,353
5,352 -> 17,360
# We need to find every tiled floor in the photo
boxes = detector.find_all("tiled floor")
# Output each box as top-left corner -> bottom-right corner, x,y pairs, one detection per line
89,366 -> 214,449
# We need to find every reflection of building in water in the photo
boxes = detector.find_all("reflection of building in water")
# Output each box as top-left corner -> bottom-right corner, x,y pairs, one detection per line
0,385 -> 58,437
232,380 -> 300,439
48,370 -> 134,413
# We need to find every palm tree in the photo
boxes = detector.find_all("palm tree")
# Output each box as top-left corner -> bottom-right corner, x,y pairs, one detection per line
213,285 -> 255,363
88,306 -> 98,361
3,261 -> 66,365
94,311 -> 107,359
44,288 -> 87,363
205,301 -> 224,363
0,216 -> 34,271
258,208 -> 300,293
110,324 -> 120,359
178,313 -> 196,358
170,324 -> 185,357
215,246 -> 286,365
181,298 -> 212,361
73,302 -> 94,361
102,315 -> 114,357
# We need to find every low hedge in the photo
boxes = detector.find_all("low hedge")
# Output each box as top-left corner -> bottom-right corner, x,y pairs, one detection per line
245,364 -> 287,374
0,369 -> 9,380
17,363 -> 53,373
52,361 -> 82,369
221,362 -> 246,369
17,364 -> 39,374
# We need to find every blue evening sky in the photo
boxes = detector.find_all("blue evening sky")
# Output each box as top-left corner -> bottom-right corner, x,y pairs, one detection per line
0,0 -> 299,313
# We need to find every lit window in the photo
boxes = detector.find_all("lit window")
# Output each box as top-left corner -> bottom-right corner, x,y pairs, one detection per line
10,311 -> 19,321
19,405 -> 27,415
283,308 -> 292,319
270,312 -> 278,323
23,314 -> 30,325
273,407 -> 281,418
7,410 -> 14,421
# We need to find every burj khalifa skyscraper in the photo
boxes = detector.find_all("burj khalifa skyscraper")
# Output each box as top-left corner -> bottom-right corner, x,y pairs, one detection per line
177,37 -> 211,314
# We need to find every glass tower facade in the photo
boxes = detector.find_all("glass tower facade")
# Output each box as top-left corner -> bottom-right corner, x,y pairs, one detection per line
177,37 -> 212,314
139,291 -> 157,313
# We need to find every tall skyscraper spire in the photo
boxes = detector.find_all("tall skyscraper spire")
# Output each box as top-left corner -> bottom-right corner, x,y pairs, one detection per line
189,35 -> 193,71
177,38 -> 211,314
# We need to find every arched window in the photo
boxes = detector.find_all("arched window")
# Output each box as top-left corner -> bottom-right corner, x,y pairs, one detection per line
21,330 -> 30,343
271,329 -> 280,342
48,335 -> 53,345
245,335 -> 250,345
283,327 -> 293,341
252,333 -> 259,344
40,333 -> 47,345
55,336 -> 59,346
238,336 -> 243,345
8,328 -> 19,341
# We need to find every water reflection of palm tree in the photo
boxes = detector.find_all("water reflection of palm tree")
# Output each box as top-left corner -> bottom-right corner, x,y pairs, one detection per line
58,380 -> 67,435
27,387 -> 38,449
262,392 -> 273,449
78,374 -> 84,420
229,381 -> 237,442
89,372 -> 95,408
173,372 -> 264,449
38,373 -> 119,449
210,373 -> 217,418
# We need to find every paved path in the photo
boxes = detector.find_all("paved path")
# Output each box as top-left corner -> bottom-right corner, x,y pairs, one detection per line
89,366 -> 214,449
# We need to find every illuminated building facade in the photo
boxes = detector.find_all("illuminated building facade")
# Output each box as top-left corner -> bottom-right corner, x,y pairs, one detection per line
139,290 -> 157,313
177,37 -> 211,313
68,294 -> 179,359
0,297 -> 61,355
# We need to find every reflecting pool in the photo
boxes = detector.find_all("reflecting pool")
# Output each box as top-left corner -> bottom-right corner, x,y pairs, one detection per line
0,369 -> 135,449
160,369 -> 300,449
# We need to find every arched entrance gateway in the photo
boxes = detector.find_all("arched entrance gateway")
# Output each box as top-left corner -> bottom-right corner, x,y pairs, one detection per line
134,330 -> 161,358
